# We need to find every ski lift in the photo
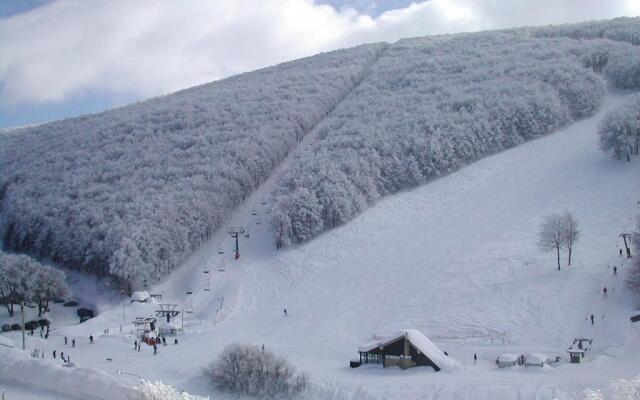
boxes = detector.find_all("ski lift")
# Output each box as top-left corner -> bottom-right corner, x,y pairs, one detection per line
186,291 -> 193,295
256,216 -> 262,225
218,260 -> 226,272
185,300 -> 194,314
204,278 -> 211,292
251,207 -> 257,216
217,247 -> 224,255
203,270 -> 210,274
244,226 -> 250,239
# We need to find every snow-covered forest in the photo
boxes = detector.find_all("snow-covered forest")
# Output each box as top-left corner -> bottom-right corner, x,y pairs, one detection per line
1,17 -> 639,288
0,44 -> 387,289
599,93 -> 640,161
270,30 -> 640,247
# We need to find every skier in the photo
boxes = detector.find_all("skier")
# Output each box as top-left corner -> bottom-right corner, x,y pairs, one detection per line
53,350 -> 56,359
153,344 -> 158,355
473,353 -> 477,364
64,336 -> 68,345
261,344 -> 265,352
283,308 -> 288,316
134,340 -> 137,350
603,287 -> 608,297
444,351 -> 449,356
89,335 -> 94,344
590,314 -> 594,325
613,266 -> 617,275
620,248 -> 623,256
174,338 -> 178,345
162,337 -> 166,346
138,342 -> 141,352
72,338 -> 76,347
61,351 -> 65,362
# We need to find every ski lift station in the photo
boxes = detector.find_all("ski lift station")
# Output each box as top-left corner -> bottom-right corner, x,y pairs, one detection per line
353,329 -> 458,371
567,338 -> 592,363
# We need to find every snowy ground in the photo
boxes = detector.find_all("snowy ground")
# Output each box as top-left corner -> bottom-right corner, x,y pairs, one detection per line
2,91 -> 640,399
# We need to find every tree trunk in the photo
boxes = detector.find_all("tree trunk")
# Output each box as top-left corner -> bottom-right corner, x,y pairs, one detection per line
556,246 -> 561,271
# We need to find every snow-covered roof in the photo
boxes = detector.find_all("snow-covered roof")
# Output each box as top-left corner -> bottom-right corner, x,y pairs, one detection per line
158,322 -> 176,330
131,291 -> 150,302
498,353 -> 519,362
525,353 -> 548,364
358,329 -> 458,371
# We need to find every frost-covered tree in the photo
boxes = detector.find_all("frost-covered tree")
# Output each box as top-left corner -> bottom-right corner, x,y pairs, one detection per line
599,94 -> 640,161
205,344 -> 308,398
562,211 -> 580,266
140,380 -> 208,400
0,250 -> 68,317
538,214 -> 566,271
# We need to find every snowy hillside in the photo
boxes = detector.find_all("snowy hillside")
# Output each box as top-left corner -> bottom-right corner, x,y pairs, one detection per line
0,43 -> 387,289
2,90 -> 638,400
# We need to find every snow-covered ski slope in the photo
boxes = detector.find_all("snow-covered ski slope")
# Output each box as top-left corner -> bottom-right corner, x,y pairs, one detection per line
27,90 -> 634,400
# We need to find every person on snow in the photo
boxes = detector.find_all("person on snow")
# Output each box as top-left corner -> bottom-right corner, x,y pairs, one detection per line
53,350 -> 56,359
590,314 -> 594,325
89,335 -> 94,344
174,338 -> 178,345
72,338 -> 76,347
283,308 -> 288,316
61,351 -> 65,361
613,266 -> 617,275
134,340 -> 137,350
64,336 -> 68,345
603,287 -> 608,297
620,248 -> 623,256
474,353 -> 477,364
153,344 -> 158,355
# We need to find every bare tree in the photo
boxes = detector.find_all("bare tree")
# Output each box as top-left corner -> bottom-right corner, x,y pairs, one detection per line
562,211 -> 580,266
538,214 -> 566,271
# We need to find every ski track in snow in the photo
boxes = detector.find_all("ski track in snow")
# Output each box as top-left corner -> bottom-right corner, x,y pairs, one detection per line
2,91 -> 640,399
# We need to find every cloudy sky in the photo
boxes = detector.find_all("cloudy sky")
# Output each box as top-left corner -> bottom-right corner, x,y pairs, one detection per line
1,0 -> 639,128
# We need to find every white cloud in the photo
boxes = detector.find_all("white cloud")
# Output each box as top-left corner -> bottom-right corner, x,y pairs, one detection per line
0,0 -> 638,105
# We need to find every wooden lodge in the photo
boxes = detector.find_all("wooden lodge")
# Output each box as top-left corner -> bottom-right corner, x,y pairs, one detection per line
354,329 -> 457,371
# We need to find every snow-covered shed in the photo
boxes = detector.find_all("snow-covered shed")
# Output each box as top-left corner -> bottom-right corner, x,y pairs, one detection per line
158,322 -> 177,336
130,291 -> 150,303
356,329 -> 458,371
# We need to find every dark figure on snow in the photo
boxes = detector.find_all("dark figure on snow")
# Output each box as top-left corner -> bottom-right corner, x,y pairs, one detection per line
61,351 -> 65,361
153,344 -> 158,355
134,340 -> 137,350
444,351 -> 449,356
64,336 -> 68,345
590,314 -> 594,325
603,287 -> 608,297
473,353 -> 477,364
72,338 -> 76,347
162,337 -> 166,346
89,335 -> 94,344
45,333 -> 48,339
30,330 -> 34,336
283,308 -> 288,316
613,266 -> 617,275
53,350 -> 56,359
620,248 -> 623,256
138,342 -> 141,352
174,338 -> 178,345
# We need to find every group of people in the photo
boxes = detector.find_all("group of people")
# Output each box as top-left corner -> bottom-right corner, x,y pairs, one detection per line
134,336 -> 179,355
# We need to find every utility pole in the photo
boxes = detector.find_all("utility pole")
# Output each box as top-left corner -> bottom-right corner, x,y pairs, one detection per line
620,233 -> 632,258
21,301 -> 26,350
228,227 -> 246,260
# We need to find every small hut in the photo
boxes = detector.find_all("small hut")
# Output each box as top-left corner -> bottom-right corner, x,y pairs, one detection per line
158,322 -> 178,337
497,353 -> 521,368
355,329 -> 458,371
131,291 -> 150,303
567,338 -> 592,363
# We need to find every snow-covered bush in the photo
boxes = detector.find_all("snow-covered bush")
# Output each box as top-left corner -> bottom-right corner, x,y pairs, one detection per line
0,43 -> 387,289
598,94 -> 640,161
271,33 -> 608,247
205,344 -> 308,398
141,380 -> 208,400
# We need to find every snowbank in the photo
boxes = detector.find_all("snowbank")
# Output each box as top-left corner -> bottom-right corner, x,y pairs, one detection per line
0,347 -> 140,400
0,335 -> 14,348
